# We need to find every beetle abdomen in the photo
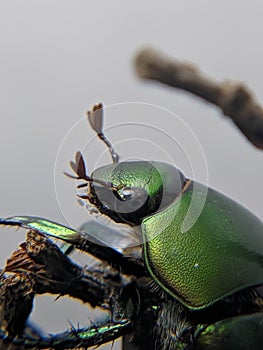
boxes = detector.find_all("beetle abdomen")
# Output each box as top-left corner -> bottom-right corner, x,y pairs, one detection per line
142,182 -> 263,310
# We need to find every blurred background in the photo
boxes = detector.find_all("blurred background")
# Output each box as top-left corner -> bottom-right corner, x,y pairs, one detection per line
1,1 -> 263,349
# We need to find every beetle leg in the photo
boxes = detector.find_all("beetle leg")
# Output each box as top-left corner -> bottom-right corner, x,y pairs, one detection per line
194,312 -> 263,350
0,216 -> 146,276
0,318 -> 132,349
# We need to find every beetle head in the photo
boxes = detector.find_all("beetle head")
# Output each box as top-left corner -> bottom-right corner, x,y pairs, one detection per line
65,103 -> 185,225
89,161 -> 164,225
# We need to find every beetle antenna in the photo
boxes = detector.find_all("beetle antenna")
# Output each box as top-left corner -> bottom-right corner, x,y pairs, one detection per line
64,151 -> 119,191
86,103 -> 119,164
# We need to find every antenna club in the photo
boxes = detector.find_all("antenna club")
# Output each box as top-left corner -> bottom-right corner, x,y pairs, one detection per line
87,103 -> 120,164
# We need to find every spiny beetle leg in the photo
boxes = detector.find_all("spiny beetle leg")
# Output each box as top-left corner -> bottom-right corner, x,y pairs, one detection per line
0,319 -> 132,349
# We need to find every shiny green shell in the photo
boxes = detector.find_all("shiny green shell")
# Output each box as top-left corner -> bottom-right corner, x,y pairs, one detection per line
4,159 -> 263,313
142,182 -> 263,310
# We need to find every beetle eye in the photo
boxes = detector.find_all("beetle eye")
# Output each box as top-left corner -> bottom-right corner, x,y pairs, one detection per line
115,186 -> 149,214
119,187 -> 135,200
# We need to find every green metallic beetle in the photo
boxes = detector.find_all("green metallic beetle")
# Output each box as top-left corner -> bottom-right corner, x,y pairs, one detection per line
1,103 -> 263,349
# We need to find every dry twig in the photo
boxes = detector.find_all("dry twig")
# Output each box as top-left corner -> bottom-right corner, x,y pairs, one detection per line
135,47 -> 263,149
0,230 -> 121,348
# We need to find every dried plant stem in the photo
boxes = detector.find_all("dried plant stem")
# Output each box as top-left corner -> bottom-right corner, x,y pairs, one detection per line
135,47 -> 263,149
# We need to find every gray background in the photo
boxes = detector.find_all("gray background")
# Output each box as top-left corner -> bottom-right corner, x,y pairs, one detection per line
1,1 -> 263,349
